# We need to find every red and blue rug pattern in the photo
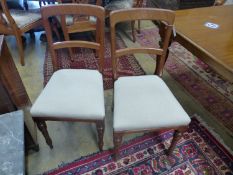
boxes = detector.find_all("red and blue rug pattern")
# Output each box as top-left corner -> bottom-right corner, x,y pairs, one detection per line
44,118 -> 233,175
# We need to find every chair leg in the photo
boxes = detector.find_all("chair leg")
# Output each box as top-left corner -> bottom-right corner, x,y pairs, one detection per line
29,30 -> 35,39
113,133 -> 123,161
158,22 -> 172,66
131,21 -> 136,42
15,34 -> 25,66
167,128 -> 187,156
154,55 -> 163,76
95,30 -> 100,58
35,120 -> 53,149
137,20 -> 141,34
52,25 -> 61,41
96,120 -> 105,151
63,28 -> 74,62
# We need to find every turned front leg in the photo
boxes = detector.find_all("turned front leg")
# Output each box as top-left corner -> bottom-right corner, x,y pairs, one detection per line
96,120 -> 105,151
35,120 -> 53,149
113,133 -> 123,161
168,127 -> 187,155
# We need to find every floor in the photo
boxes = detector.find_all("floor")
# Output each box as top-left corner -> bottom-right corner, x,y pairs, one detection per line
5,3 -> 233,175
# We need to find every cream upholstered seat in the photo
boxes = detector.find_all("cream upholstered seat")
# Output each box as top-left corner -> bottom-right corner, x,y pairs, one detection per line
110,8 -> 191,160
114,75 -> 191,131
30,4 -> 106,150
30,69 -> 105,120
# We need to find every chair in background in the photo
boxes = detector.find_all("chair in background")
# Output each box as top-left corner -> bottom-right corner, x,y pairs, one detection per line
110,8 -> 191,160
37,0 -> 61,41
57,0 -> 102,60
30,4 -> 105,150
105,0 -> 145,42
0,0 -> 42,65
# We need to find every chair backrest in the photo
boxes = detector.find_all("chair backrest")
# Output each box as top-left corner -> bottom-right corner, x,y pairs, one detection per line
41,4 -> 105,72
110,8 -> 175,79
0,0 -> 17,33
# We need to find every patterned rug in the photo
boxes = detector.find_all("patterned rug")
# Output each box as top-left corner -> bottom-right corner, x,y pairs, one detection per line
43,32 -> 145,89
132,28 -> 233,135
44,118 -> 233,175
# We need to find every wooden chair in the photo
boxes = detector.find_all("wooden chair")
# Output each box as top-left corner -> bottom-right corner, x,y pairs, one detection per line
0,0 -> 42,66
110,8 -> 191,160
105,0 -> 145,42
30,4 -> 105,150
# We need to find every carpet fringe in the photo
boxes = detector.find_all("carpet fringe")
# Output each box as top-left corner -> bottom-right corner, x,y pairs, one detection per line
192,114 -> 233,154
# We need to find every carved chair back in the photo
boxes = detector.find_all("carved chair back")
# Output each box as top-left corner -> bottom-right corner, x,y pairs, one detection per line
41,4 -> 105,72
110,8 -> 175,79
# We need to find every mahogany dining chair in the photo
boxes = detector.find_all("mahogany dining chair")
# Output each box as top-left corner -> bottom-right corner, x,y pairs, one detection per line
30,4 -> 105,150
110,8 -> 191,160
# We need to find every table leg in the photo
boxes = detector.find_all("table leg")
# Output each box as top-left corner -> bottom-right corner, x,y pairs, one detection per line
23,0 -> 28,10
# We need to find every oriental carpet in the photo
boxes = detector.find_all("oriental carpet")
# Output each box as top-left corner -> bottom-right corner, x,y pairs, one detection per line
44,118 -> 233,175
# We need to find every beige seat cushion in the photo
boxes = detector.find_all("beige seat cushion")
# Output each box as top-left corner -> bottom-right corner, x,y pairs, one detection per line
114,75 -> 191,132
3,10 -> 41,29
30,69 -> 105,120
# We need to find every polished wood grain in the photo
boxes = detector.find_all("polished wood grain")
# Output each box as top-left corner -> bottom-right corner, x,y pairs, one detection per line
175,5 -> 233,82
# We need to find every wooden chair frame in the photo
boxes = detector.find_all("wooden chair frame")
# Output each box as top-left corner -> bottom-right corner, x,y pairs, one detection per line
110,8 -> 189,160
33,4 -> 105,150
0,0 -> 42,66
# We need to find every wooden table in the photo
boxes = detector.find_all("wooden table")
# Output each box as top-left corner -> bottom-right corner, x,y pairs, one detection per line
174,5 -> 233,82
